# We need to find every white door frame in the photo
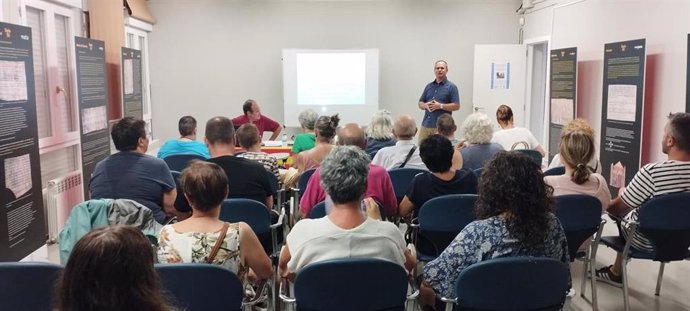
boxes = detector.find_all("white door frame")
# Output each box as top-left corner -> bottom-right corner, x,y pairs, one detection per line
524,36 -> 551,157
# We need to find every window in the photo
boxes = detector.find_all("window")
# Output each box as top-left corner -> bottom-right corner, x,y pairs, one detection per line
23,0 -> 80,186
125,20 -> 154,141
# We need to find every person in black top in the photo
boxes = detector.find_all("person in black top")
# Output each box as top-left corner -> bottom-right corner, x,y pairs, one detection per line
204,116 -> 273,209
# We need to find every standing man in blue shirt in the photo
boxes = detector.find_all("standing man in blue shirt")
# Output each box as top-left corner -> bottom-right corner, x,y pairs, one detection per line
418,60 -> 460,145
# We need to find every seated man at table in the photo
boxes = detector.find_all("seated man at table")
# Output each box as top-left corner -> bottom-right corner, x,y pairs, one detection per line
236,123 -> 283,189
299,123 -> 397,218
157,115 -> 210,159
232,99 -> 282,140
205,116 -> 274,209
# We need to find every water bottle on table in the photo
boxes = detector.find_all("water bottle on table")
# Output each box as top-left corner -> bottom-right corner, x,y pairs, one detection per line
281,133 -> 288,147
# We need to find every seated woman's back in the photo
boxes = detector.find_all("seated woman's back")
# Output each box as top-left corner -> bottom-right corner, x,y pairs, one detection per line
157,161 -> 272,281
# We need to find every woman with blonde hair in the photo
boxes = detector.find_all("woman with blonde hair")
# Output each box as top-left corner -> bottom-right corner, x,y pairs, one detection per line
547,118 -> 602,173
365,109 -> 396,159
544,130 -> 611,211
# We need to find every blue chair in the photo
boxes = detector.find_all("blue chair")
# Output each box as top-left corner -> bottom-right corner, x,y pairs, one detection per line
388,168 -> 427,203
309,201 -> 326,219
171,170 -> 192,213
0,262 -> 63,311
544,166 -> 566,176
265,170 -> 287,212
473,167 -> 482,179
554,194 -> 605,309
290,168 -> 317,224
412,194 -> 477,262
162,154 -> 206,171
156,263 -> 244,311
514,149 -> 542,167
598,192 -> 690,311
220,199 -> 284,258
442,257 -> 570,311
280,258 -> 417,311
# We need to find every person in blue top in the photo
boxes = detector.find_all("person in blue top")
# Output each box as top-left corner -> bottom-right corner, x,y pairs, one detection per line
157,116 -> 210,159
418,60 -> 460,145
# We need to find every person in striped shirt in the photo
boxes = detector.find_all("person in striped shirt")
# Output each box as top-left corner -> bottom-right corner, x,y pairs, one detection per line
596,112 -> 690,287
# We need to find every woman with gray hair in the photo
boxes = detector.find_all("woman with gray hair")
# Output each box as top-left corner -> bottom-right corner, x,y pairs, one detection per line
278,146 -> 415,279
459,112 -> 504,170
292,109 -> 319,154
365,109 -> 396,159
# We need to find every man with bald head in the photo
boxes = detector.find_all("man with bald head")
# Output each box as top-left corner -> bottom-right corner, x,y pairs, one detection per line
299,123 -> 397,218
372,115 -> 428,170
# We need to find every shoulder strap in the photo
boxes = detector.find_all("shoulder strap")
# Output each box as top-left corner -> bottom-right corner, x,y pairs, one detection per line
399,146 -> 417,169
207,222 -> 229,263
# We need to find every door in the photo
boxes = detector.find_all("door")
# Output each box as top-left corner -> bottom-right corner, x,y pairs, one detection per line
472,45 -> 527,129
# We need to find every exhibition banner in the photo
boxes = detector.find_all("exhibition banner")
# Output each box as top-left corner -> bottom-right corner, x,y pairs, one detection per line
0,22 -> 46,261
599,39 -> 646,195
121,47 -> 143,120
75,37 -> 110,196
548,47 -> 577,164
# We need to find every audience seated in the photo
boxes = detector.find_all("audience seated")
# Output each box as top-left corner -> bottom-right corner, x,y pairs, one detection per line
54,225 -> 174,311
300,123 -> 397,218
205,117 -> 274,209
547,118 -> 602,173
279,146 -> 415,279
458,112 -> 503,170
90,117 -> 176,224
236,123 -> 283,189
491,104 -> 546,157
399,134 -> 478,218
544,129 -> 611,211
157,115 -> 210,159
420,151 -> 569,309
436,114 -> 459,146
293,114 -> 339,173
596,112 -> 690,287
372,114 -> 428,170
365,109 -> 396,159
292,109 -> 319,154
232,99 -> 282,140
157,161 -> 272,282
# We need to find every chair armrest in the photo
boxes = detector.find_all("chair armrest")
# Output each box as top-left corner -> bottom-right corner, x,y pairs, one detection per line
242,278 -> 269,306
604,211 -> 637,226
270,208 -> 286,229
440,297 -> 458,311
406,275 -> 420,301
279,277 -> 296,304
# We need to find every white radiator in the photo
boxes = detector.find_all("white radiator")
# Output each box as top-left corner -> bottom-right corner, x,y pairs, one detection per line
46,171 -> 84,243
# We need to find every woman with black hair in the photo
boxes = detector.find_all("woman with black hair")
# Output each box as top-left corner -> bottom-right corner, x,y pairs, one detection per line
420,151 -> 569,309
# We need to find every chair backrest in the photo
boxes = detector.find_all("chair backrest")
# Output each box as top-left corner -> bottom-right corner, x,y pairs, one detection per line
417,194 -> 477,257
554,194 -> 602,261
514,149 -> 542,166
543,166 -> 565,176
454,257 -> 569,311
309,201 -> 326,219
220,199 -> 271,235
388,168 -> 427,203
163,154 -> 206,171
638,192 -> 690,262
294,258 -> 408,311
0,262 -> 63,311
156,263 -> 243,311
473,168 -> 482,179
297,168 -> 317,195
171,170 -> 192,213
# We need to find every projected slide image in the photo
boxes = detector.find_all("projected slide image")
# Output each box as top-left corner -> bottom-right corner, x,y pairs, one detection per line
4,153 -> 32,199
124,58 -> 134,95
0,60 -> 28,102
297,53 -> 365,106
81,106 -> 108,134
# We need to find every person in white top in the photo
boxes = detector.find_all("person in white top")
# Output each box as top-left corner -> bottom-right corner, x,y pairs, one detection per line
491,104 -> 546,156
372,115 -> 428,170
279,146 -> 416,279
544,130 -> 611,211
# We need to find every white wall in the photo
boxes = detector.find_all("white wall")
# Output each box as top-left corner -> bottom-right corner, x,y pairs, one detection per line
523,0 -> 690,163
147,0 -> 520,141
